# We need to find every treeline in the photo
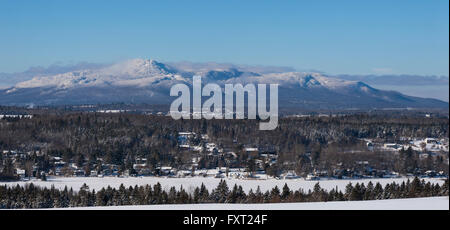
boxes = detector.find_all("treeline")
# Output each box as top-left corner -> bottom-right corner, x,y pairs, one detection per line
0,177 -> 448,209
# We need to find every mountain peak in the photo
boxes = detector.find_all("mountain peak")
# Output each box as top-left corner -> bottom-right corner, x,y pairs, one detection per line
1,58 -> 447,109
100,58 -> 175,77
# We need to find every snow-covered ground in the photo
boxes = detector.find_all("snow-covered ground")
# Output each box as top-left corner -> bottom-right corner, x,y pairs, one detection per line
52,197 -> 449,210
1,176 -> 445,194
410,139 -> 449,152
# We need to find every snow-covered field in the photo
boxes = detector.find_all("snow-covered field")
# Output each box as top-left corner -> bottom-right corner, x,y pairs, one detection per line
1,176 -> 445,193
52,197 -> 449,210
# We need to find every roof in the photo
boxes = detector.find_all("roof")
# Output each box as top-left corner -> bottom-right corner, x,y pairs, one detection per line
245,148 -> 259,152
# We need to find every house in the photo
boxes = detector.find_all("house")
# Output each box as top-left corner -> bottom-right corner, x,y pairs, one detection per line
177,170 -> 192,177
52,156 -> 62,161
111,169 -> 120,176
258,145 -> 277,155
54,160 -> 66,168
425,138 -> 437,144
132,158 -> 148,171
135,157 -> 147,164
243,147 -> 260,161
195,169 -> 219,177
424,170 -> 437,177
283,171 -> 300,179
73,169 -> 86,177
101,168 -> 112,176
384,143 -> 401,150
305,173 -> 320,181
90,170 -> 98,177
16,169 -> 26,179
123,169 -> 131,177
137,168 -> 152,176
382,171 -> 400,178
55,167 -> 63,176
206,143 -> 217,151
204,143 -> 220,155
178,132 -> 195,137
192,145 -> 203,152
133,163 -> 147,170
214,171 -> 225,178
69,163 -> 79,170
216,167 -> 227,174
201,134 -> 209,140
178,132 -> 195,146
158,166 -> 174,175
244,147 -> 259,154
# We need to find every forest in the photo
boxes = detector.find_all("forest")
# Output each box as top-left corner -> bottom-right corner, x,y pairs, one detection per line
0,110 -> 449,180
0,177 -> 447,209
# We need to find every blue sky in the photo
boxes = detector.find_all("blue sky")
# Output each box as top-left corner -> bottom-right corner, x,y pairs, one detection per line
0,0 -> 448,76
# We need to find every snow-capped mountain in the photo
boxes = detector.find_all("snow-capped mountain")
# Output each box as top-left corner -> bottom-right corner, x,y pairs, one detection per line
10,59 -> 183,90
0,59 -> 448,109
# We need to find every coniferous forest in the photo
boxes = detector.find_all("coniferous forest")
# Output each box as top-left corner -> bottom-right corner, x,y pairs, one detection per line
0,177 -> 448,209
1,111 -> 448,180
0,108 -> 449,209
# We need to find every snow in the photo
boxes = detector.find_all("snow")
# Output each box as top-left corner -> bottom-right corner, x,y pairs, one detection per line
1,176 -> 445,194
410,139 -> 449,152
51,197 -> 449,210
222,71 -> 361,90
9,58 -> 362,92
11,59 -> 186,90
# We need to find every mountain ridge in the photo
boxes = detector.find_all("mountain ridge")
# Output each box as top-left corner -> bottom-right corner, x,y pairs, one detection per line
0,59 -> 448,110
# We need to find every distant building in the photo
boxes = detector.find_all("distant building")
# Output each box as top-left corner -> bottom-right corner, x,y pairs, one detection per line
16,169 -> 26,179
384,143 -> 401,150
244,147 -> 259,153
425,138 -> 437,144
90,170 -> 98,177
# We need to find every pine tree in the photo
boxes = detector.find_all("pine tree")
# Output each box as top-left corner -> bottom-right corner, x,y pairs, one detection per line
270,186 -> 281,203
364,181 -> 374,200
373,182 -> 383,200
344,182 -> 353,200
410,177 -> 422,197
247,189 -> 256,203
350,183 -> 363,201
210,180 -> 229,203
281,183 -> 291,201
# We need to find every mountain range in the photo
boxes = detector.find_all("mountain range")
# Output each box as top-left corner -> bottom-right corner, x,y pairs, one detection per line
0,59 -> 448,110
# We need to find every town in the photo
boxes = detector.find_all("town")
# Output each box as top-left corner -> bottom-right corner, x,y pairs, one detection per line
1,111 -> 448,182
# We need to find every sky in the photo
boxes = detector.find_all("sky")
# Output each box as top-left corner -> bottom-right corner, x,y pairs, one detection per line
0,0 -> 448,76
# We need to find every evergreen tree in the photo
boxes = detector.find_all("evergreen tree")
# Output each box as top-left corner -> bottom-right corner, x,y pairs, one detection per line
281,183 -> 291,201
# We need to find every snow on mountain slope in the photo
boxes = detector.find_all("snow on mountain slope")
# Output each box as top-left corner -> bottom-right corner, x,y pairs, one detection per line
12,59 -> 185,90
224,72 -> 364,90
6,59 -> 370,91
0,58 -> 448,109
